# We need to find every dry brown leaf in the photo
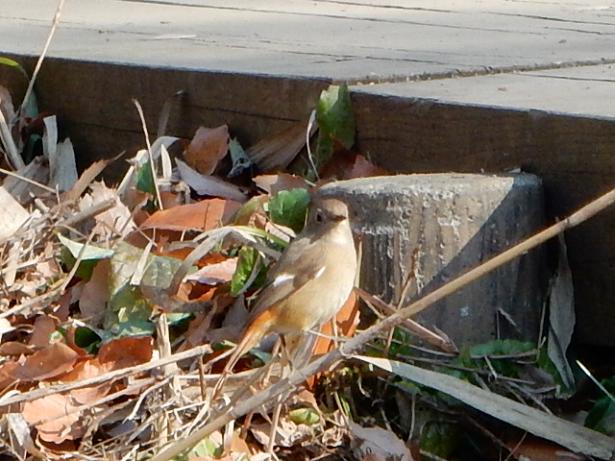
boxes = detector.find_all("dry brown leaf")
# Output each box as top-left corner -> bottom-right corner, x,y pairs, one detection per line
79,259 -> 111,325
97,336 -> 153,370
22,393 -> 86,443
253,173 -> 310,195
141,198 -> 240,232
0,342 -> 34,356
0,185 -> 29,241
349,421 -> 414,461
61,157 -> 113,202
184,125 -> 229,175
2,156 -> 49,203
28,315 -> 57,348
186,257 -> 238,285
247,120 -> 314,170
176,158 -> 247,202
0,342 -> 79,390
80,181 -> 136,238
320,151 -> 389,180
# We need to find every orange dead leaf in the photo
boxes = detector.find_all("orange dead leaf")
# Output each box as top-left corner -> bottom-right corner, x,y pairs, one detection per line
0,342 -> 79,390
141,198 -> 240,232
22,393 -> 86,443
184,125 -> 230,175
29,315 -> 57,348
0,341 -> 34,356
97,336 -> 153,370
253,173 -> 310,195
320,150 -> 389,180
186,257 -> 238,285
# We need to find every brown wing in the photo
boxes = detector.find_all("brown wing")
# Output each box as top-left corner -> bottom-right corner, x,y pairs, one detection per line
248,233 -> 323,319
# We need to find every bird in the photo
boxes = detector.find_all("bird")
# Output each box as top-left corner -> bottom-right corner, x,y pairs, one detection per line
223,196 -> 358,374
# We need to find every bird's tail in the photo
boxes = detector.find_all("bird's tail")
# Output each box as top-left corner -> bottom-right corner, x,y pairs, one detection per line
211,309 -> 275,399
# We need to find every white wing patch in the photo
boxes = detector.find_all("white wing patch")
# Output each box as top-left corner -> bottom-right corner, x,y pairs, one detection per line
272,273 -> 294,287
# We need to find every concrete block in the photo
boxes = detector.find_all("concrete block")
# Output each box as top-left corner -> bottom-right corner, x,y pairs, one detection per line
318,173 -> 546,346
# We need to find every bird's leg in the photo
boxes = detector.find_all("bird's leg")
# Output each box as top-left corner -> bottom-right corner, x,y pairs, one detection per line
267,337 -> 291,456
260,336 -> 282,388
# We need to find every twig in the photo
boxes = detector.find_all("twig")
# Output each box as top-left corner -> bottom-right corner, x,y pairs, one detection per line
0,166 -> 55,192
132,99 -> 163,210
356,287 -> 457,353
0,345 -> 211,407
55,198 -> 116,228
20,0 -> 65,118
577,360 -> 615,403
149,185 -> 615,461
0,108 -> 23,169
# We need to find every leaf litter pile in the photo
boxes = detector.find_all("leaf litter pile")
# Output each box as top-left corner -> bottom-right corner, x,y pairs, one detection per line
1,64 -> 614,461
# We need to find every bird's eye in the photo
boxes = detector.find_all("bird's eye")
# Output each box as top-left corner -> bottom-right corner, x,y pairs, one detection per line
315,210 -> 324,222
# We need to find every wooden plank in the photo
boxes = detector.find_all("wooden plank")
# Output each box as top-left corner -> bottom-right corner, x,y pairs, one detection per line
0,55 -> 328,180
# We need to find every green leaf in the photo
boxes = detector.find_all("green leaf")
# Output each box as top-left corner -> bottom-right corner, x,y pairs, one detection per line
420,421 -> 461,458
315,83 -> 355,168
58,234 -> 114,261
268,188 -> 310,233
0,57 -> 29,80
288,408 -> 320,425
470,339 -> 534,357
59,247 -> 99,280
585,376 -> 615,435
136,162 -> 157,211
58,235 -> 113,281
104,285 -> 154,336
230,246 -> 265,296
172,436 -> 221,461
74,326 -> 102,353
109,241 -> 183,296
228,137 -> 252,177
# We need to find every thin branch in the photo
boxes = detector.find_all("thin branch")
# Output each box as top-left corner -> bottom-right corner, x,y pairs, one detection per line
132,99 -> 163,210
20,0 -> 65,117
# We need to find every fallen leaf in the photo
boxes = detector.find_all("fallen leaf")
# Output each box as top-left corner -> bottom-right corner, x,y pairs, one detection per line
62,157 -> 115,203
0,342 -> 78,390
2,156 -> 49,204
29,315 -> 57,348
96,336 -> 153,370
320,151 -> 389,180
348,420 -> 414,461
184,125 -> 229,175
0,186 -> 29,241
0,342 -> 34,356
253,173 -> 310,195
49,138 -> 78,192
22,393 -> 85,443
186,257 -> 238,285
176,158 -> 247,202
141,198 -> 240,232
79,181 -> 136,238
79,259 -> 111,326
247,120 -> 315,170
